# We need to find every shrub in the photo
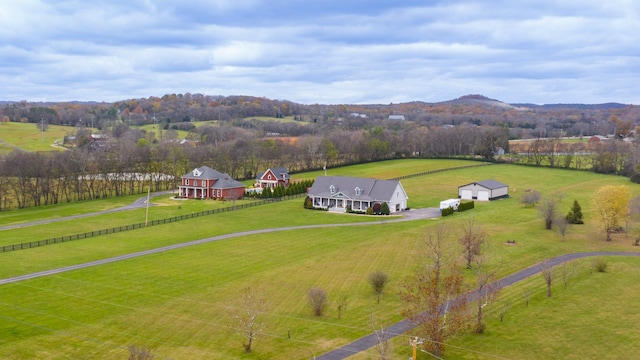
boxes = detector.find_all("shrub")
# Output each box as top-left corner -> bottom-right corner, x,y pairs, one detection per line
366,207 -> 374,215
304,196 -> 313,209
458,201 -> 474,212
441,207 -> 454,216
380,202 -> 390,215
594,258 -> 608,273
307,287 -> 327,316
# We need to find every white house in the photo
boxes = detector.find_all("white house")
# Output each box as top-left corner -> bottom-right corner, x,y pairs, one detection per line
307,176 -> 408,213
458,179 -> 509,201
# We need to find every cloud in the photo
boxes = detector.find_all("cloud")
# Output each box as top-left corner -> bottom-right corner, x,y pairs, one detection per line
1,1 -> 639,104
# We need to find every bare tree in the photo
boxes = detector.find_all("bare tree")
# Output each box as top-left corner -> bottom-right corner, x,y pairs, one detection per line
336,294 -> 349,319
368,270 -> 389,304
128,345 -> 155,360
499,302 -> 511,322
472,254 -> 500,333
232,286 -> 268,352
370,313 -> 392,360
521,189 -> 541,208
308,287 -> 328,317
458,218 -> 486,269
399,224 -> 469,357
539,197 -> 559,229
555,215 -> 570,241
540,261 -> 555,297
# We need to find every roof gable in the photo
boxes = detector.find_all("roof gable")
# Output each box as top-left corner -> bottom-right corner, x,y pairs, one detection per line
258,167 -> 289,180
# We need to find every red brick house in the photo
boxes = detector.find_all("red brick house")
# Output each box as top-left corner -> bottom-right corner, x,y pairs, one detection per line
255,167 -> 290,189
178,166 -> 246,200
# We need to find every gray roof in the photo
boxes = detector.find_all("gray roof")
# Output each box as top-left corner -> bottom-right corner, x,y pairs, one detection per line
460,179 -> 508,190
181,166 -> 245,189
308,176 -> 404,202
257,167 -> 289,180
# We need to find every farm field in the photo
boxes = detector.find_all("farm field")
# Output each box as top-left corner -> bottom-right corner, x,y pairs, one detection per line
0,159 -> 639,359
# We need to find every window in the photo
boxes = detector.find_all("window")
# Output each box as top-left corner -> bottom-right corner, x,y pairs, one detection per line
186,179 -> 189,185
194,180 -> 198,187
330,185 -> 335,193
268,175 -> 272,179
355,187 -> 361,196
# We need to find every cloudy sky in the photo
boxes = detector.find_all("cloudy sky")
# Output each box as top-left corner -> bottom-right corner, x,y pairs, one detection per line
1,0 -> 639,105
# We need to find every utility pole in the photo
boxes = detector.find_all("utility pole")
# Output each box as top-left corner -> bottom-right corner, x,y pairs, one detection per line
41,118 -> 45,143
409,336 -> 423,360
144,183 -> 151,227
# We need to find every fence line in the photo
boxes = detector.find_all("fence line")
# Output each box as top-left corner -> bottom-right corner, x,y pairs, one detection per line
388,162 -> 494,181
0,194 -> 305,253
1,163 -> 492,253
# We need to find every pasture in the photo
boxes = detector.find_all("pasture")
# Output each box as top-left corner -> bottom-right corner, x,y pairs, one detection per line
0,122 -> 75,153
0,159 -> 639,359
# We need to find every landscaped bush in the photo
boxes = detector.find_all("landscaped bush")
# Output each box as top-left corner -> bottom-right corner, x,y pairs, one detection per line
458,201 -> 474,212
441,207 -> 454,216
380,202 -> 390,215
366,207 -> 374,215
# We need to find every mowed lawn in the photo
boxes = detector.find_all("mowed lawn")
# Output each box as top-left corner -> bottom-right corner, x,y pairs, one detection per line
1,160 -> 640,359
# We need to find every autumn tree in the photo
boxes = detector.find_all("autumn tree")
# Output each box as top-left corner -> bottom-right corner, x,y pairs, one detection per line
592,185 -> 631,241
368,270 -> 389,304
232,287 -> 268,352
399,224 -> 469,357
458,218 -> 486,269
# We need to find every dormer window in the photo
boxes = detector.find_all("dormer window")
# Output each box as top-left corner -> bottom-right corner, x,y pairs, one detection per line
330,185 -> 335,194
355,187 -> 362,196
192,168 -> 202,177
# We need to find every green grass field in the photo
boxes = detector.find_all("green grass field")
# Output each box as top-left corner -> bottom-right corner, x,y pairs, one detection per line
1,159 -> 639,359
0,122 -> 77,153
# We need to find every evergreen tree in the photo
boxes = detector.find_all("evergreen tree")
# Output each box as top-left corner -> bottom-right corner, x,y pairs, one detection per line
566,200 -> 584,224
380,202 -> 390,215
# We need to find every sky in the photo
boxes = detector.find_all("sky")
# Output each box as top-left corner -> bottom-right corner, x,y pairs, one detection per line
1,0 -> 639,105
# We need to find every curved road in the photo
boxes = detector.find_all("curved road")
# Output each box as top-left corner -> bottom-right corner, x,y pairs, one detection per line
1,204 -> 638,358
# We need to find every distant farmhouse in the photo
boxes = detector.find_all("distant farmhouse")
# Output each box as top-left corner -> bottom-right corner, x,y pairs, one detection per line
307,176 -> 408,213
255,167 -> 290,189
178,166 -> 245,200
388,114 -> 406,121
458,179 -> 508,201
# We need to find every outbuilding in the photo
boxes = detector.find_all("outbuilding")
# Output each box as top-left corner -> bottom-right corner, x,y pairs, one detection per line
458,179 -> 508,201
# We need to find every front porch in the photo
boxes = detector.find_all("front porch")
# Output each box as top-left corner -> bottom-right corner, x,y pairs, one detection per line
312,196 -> 372,212
178,186 -> 209,199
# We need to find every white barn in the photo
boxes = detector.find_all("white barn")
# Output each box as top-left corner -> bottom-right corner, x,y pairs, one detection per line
458,179 -> 509,201
307,176 -> 408,213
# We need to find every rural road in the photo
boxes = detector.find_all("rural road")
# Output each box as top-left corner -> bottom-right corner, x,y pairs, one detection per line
0,190 -> 174,231
1,202 -> 638,358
